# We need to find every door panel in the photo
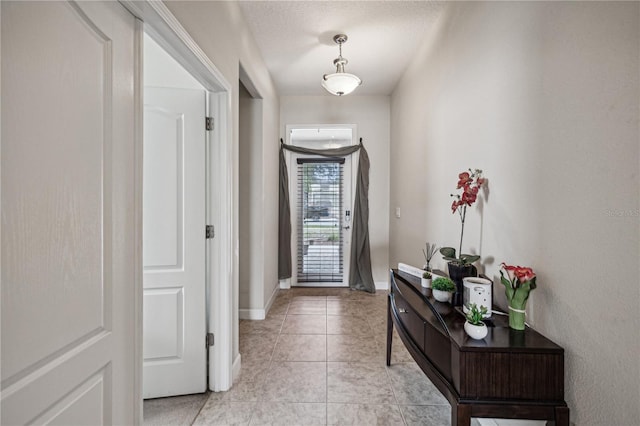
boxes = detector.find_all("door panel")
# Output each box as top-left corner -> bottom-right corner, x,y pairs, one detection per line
143,87 -> 206,398
289,153 -> 353,287
143,288 -> 184,359
1,1 -> 138,424
143,105 -> 183,269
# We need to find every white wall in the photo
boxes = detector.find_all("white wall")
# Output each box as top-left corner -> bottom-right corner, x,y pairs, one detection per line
239,82 -> 267,314
164,0 -> 280,366
390,2 -> 639,425
280,96 -> 391,288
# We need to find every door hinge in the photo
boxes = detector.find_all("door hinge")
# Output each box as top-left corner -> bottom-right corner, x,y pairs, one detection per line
206,332 -> 214,347
206,225 -> 215,239
205,116 -> 214,131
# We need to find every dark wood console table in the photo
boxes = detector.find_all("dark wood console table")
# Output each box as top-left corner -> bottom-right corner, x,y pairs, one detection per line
387,269 -> 569,425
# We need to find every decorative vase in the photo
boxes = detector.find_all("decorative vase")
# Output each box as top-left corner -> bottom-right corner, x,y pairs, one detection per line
432,289 -> 451,303
464,321 -> 488,340
508,301 -> 527,330
462,277 -> 492,317
447,262 -> 477,306
421,278 -> 432,288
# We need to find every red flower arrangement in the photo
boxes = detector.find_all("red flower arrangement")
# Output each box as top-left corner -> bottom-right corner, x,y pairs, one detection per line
440,169 -> 485,265
500,263 -> 537,330
451,170 -> 485,213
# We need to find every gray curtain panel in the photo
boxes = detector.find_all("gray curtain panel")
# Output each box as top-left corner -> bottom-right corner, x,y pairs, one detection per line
278,139 -> 375,293
278,146 -> 292,280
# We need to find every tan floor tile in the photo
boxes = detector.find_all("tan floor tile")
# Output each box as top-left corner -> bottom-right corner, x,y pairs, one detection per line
262,361 -> 327,403
207,380 -> 264,403
287,300 -> 327,315
237,357 -> 272,384
281,314 -> 326,334
326,300 -> 366,316
268,298 -> 290,315
240,315 -> 285,335
327,315 -> 373,335
143,393 -> 209,426
327,334 -> 384,363
192,400 -> 255,425
327,362 -> 395,404
273,334 -> 326,361
400,404 -> 451,426
327,403 -> 404,425
240,333 -> 278,363
250,402 -> 326,425
387,363 -> 448,405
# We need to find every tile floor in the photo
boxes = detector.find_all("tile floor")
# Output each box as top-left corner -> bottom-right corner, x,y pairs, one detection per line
144,287 -> 459,425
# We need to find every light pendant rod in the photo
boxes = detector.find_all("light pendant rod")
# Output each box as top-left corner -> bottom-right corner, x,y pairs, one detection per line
322,33 -> 362,96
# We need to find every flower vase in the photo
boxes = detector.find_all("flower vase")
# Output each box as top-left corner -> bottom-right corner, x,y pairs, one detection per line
508,302 -> 527,330
447,263 -> 477,306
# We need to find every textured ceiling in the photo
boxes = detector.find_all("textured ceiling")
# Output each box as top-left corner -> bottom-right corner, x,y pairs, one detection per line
238,1 -> 444,96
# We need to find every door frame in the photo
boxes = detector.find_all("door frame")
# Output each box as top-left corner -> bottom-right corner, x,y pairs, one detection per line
120,0 -> 235,408
284,124 -> 358,289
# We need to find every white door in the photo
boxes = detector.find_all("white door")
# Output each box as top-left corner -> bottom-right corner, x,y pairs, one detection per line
290,155 -> 353,287
287,126 -> 355,288
143,87 -> 207,398
1,1 -> 139,424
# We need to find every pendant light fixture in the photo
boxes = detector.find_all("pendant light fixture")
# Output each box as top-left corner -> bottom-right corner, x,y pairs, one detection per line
322,34 -> 362,96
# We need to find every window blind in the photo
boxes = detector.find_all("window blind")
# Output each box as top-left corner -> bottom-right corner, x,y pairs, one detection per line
296,158 -> 344,283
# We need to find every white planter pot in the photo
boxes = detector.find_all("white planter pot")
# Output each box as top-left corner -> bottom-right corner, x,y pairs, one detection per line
464,321 -> 488,340
421,278 -> 432,288
432,289 -> 451,302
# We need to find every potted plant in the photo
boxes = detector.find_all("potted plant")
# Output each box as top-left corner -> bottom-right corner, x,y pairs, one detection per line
431,277 -> 455,302
500,263 -> 537,330
422,242 -> 438,272
421,271 -> 432,288
464,303 -> 488,340
440,169 -> 486,306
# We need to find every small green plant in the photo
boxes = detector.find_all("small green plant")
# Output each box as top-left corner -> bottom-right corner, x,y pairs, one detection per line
422,271 -> 432,279
431,277 -> 455,292
465,303 -> 488,325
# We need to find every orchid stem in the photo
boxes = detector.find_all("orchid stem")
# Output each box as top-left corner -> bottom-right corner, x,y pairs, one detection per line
458,206 -> 466,261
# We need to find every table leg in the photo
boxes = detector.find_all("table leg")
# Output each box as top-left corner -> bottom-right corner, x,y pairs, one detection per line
554,406 -> 570,426
386,295 -> 393,366
452,404 -> 471,426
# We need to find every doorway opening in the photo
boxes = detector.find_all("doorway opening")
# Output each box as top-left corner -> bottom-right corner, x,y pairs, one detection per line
133,0 -> 234,403
286,125 -> 357,288
142,33 -> 208,399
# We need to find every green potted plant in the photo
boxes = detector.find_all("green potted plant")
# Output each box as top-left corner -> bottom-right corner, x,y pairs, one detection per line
464,303 -> 488,339
431,277 -> 455,302
500,263 -> 537,330
440,169 -> 486,306
421,271 -> 432,288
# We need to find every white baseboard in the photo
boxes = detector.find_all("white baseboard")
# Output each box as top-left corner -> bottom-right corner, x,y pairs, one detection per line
280,278 -> 387,290
232,353 -> 241,384
264,284 -> 279,315
239,308 -> 265,320
375,280 -> 389,290
238,284 -> 280,320
279,278 -> 291,289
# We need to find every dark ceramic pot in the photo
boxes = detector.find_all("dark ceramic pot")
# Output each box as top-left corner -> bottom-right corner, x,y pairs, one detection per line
447,262 -> 477,306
